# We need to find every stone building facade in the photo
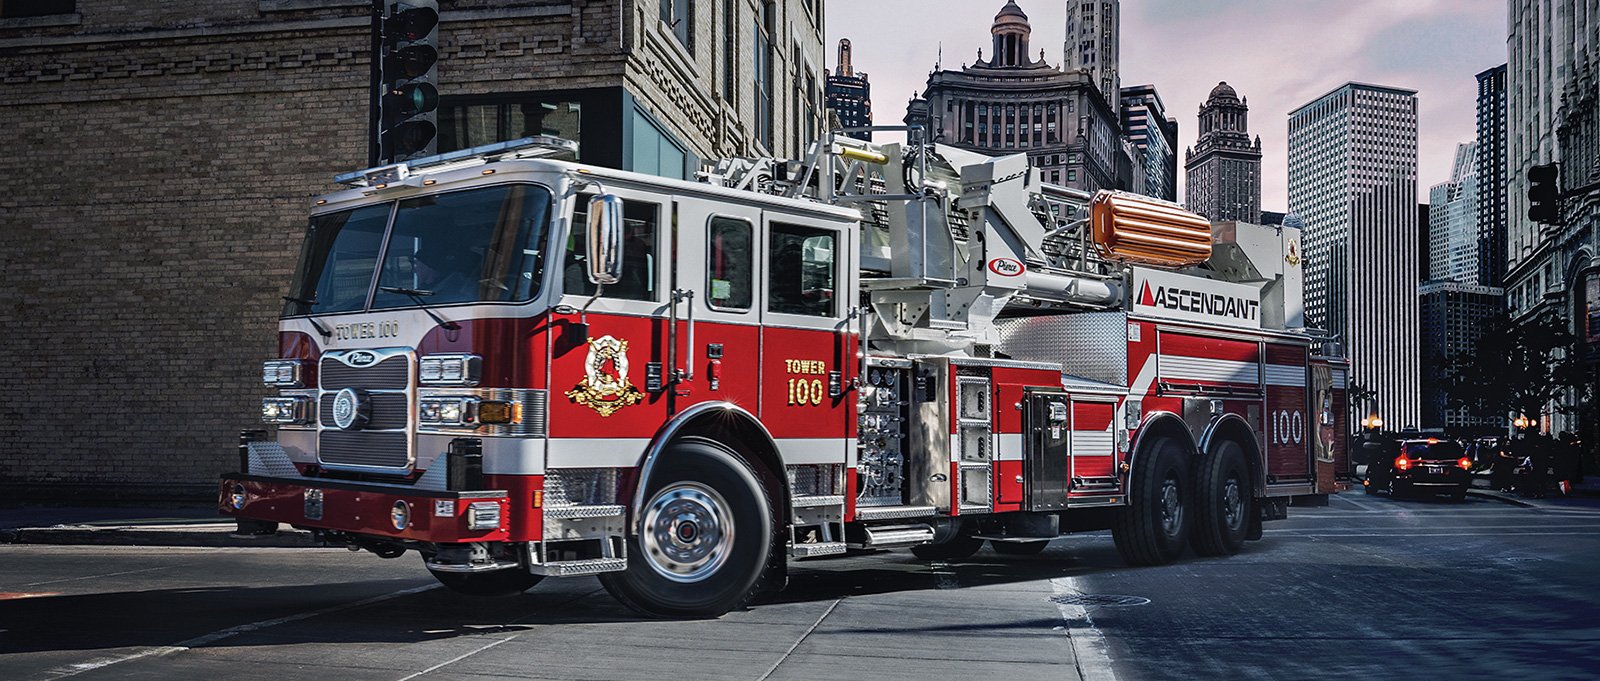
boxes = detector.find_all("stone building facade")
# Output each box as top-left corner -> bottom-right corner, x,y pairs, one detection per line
0,0 -> 824,500
1185,81 -> 1261,224
905,1 -> 1121,193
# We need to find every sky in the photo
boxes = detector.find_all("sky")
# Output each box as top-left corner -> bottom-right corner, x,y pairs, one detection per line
824,0 -> 1507,210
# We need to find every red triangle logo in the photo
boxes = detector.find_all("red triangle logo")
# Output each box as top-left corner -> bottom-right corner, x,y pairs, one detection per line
1140,281 -> 1155,306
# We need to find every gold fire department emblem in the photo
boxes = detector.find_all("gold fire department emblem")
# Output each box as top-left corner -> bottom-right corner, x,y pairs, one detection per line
566,335 -> 645,417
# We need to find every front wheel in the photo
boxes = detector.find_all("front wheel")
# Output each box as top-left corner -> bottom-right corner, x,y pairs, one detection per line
1191,442 -> 1252,557
428,567 -> 543,597
1112,439 -> 1191,566
599,438 -> 774,618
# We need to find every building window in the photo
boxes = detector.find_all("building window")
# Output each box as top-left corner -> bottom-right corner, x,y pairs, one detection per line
631,111 -> 689,180
439,97 -> 583,159
661,0 -> 694,53
0,0 -> 73,17
722,0 -> 738,104
754,2 -> 775,150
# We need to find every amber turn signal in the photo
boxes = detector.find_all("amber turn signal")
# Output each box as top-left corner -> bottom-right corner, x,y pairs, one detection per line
478,400 -> 514,425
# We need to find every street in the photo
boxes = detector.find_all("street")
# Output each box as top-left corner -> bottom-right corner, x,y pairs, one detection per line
3,492 -> 1599,681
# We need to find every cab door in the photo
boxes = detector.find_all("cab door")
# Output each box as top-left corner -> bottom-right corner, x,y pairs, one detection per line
669,196 -> 764,412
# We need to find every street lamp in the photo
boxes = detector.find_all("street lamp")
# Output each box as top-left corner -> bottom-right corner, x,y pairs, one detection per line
1361,414 -> 1385,432
1513,415 -> 1531,430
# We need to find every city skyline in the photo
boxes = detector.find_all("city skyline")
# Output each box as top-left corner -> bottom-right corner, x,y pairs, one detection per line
824,0 -> 1504,209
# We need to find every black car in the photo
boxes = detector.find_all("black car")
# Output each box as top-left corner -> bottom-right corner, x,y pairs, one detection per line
1365,439 -> 1473,501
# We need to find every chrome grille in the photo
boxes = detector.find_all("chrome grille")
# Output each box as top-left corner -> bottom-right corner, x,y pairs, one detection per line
321,355 -> 409,390
318,431 -> 410,469
318,348 -> 414,472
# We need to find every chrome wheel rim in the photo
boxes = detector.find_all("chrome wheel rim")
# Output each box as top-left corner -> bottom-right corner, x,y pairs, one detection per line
1223,477 -> 1244,532
641,483 -> 733,583
1160,476 -> 1184,537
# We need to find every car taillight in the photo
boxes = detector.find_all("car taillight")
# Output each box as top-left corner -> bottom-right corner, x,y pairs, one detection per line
1458,457 -> 1473,470
1394,456 -> 1411,471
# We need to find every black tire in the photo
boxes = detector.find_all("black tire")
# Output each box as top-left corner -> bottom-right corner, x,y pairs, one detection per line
428,568 -> 543,597
910,533 -> 985,560
1191,441 -> 1253,557
990,540 -> 1051,556
1112,439 -> 1191,566
1450,488 -> 1468,502
599,438 -> 774,618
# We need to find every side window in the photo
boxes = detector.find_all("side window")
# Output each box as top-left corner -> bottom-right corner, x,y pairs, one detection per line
707,217 -> 754,311
565,196 -> 661,302
768,222 -> 835,317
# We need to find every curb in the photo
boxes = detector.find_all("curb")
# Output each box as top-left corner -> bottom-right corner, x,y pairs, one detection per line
1465,489 -> 1538,508
0,525 -> 321,549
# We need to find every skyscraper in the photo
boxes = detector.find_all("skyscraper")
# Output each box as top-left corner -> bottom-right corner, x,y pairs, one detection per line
1289,82 -> 1421,427
826,39 -> 873,141
1419,282 -> 1505,429
1427,142 -> 1480,283
1185,82 -> 1262,224
1064,0 -> 1120,116
1121,84 -> 1179,202
1474,64 -> 1508,289
906,2 -> 1121,192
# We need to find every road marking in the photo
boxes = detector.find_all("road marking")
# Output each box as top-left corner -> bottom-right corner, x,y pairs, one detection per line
1268,524 -> 1600,533
1330,495 -> 1384,512
1050,577 -> 1118,681
0,591 -> 60,600
25,566 -> 174,587
756,597 -> 843,681
395,637 -> 515,681
1268,531 -> 1600,538
38,582 -> 440,679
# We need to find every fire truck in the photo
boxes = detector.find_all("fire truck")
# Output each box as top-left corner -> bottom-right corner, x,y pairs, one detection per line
224,130 -> 1349,617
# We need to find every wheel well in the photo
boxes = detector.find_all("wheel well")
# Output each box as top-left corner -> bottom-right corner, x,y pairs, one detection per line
675,413 -> 788,504
1128,413 -> 1199,489
1202,416 -> 1266,496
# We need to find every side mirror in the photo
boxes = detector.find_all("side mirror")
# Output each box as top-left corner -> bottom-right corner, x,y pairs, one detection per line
586,194 -> 624,286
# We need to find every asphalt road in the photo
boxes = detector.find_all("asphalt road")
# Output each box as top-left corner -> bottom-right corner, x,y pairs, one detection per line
3,491 -> 1598,681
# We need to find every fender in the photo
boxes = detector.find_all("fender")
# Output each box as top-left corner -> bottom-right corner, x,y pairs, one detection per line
1125,411 -> 1200,497
1198,413 -> 1266,495
629,401 -> 783,531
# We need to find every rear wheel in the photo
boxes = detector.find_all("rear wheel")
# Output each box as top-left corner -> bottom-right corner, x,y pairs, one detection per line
1112,439 -> 1191,566
428,568 -> 543,597
1192,442 -> 1252,557
910,533 -> 984,561
599,438 -> 774,618
990,540 -> 1051,556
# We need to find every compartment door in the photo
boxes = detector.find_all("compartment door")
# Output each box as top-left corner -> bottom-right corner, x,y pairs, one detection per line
1025,390 -> 1071,511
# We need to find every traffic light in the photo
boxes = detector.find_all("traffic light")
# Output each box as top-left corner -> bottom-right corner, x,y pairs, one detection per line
379,1 -> 439,163
1528,162 -> 1561,224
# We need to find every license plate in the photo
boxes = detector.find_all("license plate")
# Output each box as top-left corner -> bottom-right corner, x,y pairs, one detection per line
1425,466 -> 1445,474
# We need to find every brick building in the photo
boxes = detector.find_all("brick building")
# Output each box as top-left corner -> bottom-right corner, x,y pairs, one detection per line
0,0 -> 824,500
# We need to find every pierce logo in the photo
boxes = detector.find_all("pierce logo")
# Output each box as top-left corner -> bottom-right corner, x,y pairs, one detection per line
347,351 -> 377,367
987,258 -> 1025,277
1139,281 -> 1260,323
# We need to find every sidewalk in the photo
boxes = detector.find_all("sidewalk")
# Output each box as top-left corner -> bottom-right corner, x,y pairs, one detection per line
0,504 -> 318,548
1467,473 -> 1600,508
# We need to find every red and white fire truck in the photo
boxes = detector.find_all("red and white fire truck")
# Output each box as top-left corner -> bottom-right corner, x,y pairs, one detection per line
224,131 -> 1349,617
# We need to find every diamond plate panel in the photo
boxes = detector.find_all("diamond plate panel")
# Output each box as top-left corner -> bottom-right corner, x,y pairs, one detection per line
997,312 -> 1128,385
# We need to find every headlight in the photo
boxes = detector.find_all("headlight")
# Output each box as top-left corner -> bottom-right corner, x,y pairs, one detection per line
261,396 -> 313,425
262,359 -> 304,387
390,501 -> 411,531
419,354 -> 481,386
420,396 -> 479,426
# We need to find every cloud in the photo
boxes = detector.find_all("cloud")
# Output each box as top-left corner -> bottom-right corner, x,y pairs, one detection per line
825,0 -> 1506,209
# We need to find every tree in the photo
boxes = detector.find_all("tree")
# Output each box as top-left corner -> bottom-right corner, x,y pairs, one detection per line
1446,311 -> 1594,425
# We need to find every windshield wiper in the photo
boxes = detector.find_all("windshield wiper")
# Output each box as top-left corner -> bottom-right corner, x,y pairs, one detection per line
378,286 -> 461,331
281,295 -> 331,339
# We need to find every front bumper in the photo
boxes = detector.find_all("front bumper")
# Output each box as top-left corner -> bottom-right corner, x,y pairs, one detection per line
219,474 -> 511,544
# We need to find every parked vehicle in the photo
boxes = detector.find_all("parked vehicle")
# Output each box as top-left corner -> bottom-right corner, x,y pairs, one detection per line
1365,439 -> 1472,501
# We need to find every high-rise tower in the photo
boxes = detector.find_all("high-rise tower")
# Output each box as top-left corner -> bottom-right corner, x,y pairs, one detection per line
1185,82 -> 1262,224
826,39 -> 874,141
1474,64 -> 1507,289
1064,0 -> 1120,116
1289,82 -> 1421,427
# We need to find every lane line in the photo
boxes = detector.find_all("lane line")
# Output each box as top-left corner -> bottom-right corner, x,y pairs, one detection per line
1331,495 -> 1383,512
1051,577 -> 1118,681
1267,524 -> 1600,532
38,583 -> 440,680
25,566 -> 174,587
756,597 -> 844,681
395,637 -> 515,681
1268,531 -> 1600,538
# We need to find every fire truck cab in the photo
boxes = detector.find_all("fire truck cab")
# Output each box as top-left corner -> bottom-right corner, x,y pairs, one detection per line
226,133 -> 1348,617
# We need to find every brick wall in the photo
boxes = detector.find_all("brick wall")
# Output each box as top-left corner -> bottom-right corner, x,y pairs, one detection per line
0,0 -> 820,501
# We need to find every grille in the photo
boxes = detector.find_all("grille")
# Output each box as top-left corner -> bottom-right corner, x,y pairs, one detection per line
319,393 -> 409,431
318,431 -> 410,469
321,355 -> 409,390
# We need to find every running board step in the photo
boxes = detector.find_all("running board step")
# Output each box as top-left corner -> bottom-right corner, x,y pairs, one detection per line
854,505 -> 937,521
529,557 -> 627,576
790,541 -> 848,558
860,524 -> 935,548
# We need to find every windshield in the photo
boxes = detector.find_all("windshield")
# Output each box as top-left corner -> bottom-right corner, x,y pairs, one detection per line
283,184 -> 553,316
1402,441 -> 1464,460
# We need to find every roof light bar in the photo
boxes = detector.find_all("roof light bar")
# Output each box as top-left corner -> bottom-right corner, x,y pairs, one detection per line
333,135 -> 580,187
